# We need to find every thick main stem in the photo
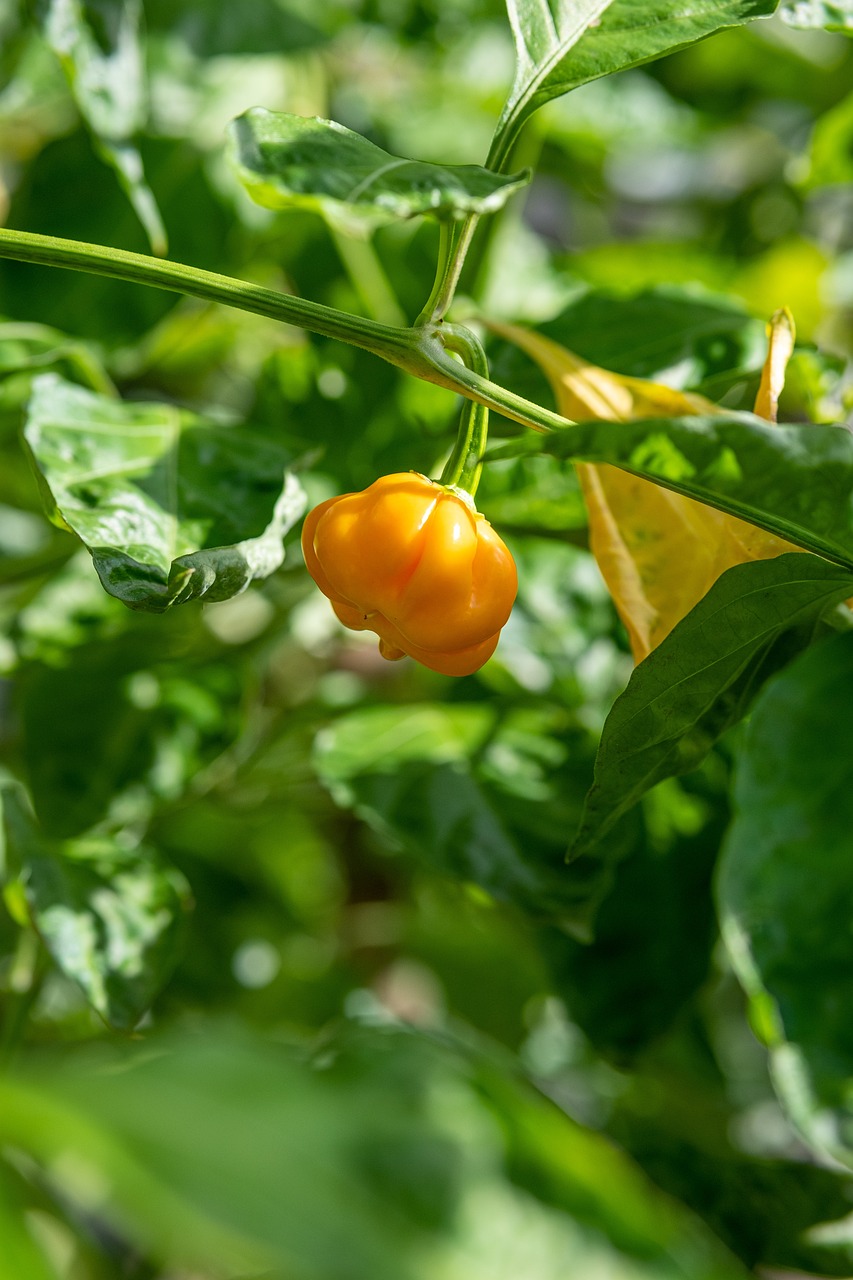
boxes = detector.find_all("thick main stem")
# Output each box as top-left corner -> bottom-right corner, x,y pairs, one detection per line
0,227 -> 570,434
0,228 -> 414,359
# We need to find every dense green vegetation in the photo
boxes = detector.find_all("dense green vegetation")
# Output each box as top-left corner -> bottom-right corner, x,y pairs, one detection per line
1,2 -> 853,1277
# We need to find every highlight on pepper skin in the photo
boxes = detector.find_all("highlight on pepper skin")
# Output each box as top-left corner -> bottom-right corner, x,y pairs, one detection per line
301,472 -> 517,676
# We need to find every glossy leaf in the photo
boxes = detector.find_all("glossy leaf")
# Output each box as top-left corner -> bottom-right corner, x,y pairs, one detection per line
491,0 -> 777,165
718,630 -> 853,1166
0,780 -> 190,1028
492,410 -> 853,572
779,1 -> 853,30
39,0 -> 167,254
0,1024 -> 751,1280
24,374 -> 306,611
494,319 -> 799,659
493,0 -> 614,164
229,108 -> 530,236
570,554 -> 853,861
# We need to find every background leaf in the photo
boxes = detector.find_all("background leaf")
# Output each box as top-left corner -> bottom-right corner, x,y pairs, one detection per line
229,108 -> 530,236
39,0 -> 167,254
779,1 -> 853,31
24,374 -> 306,611
0,1163 -> 56,1280
314,703 -> 612,932
571,554 -> 853,860
0,1024 -> 753,1280
718,630 -> 853,1167
0,780 -> 190,1029
141,0 -> 326,56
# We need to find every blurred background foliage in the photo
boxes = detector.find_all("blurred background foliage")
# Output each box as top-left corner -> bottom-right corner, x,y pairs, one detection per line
1,1 -> 853,1277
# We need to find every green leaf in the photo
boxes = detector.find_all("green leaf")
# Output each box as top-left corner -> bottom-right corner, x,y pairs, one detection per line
717,630 -> 853,1166
0,320 -> 114,394
39,0 -> 167,254
315,703 -> 621,934
549,785 -> 723,1058
571,554 -> 853,860
491,0 -> 777,166
0,780 -> 190,1029
228,108 -> 530,237
0,1163 -> 56,1280
24,374 -> 306,612
805,89 -> 853,189
612,1091 -> 853,1276
493,0 -> 614,164
492,412 -> 853,571
779,0 -> 853,31
141,0 -> 326,56
0,1024 -> 751,1280
534,288 -> 766,387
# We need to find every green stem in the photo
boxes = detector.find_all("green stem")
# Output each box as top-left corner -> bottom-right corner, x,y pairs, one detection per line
0,227 -> 415,362
411,106 -> 528,325
415,219 -> 479,326
0,227 -> 568,433
438,325 -> 491,497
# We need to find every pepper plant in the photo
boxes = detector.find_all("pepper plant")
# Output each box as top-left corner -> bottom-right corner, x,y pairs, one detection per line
1,1 -> 853,1277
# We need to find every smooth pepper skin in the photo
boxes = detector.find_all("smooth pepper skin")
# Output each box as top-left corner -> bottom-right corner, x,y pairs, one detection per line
301,472 -> 517,676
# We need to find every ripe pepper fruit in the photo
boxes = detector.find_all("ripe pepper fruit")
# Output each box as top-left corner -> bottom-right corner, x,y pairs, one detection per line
301,472 -> 517,676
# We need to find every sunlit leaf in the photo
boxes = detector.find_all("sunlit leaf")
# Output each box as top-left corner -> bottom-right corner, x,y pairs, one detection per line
0,780 -> 190,1029
24,374 -> 306,611
494,320 -> 798,660
493,0 -> 614,164
754,309 -> 796,424
499,407 -> 853,561
229,108 -> 529,237
39,0 -> 167,253
491,0 -> 778,165
570,554 -> 853,860
718,631 -> 853,1167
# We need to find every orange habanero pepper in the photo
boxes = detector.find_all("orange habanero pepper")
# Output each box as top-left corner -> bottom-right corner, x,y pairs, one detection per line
301,472 -> 517,676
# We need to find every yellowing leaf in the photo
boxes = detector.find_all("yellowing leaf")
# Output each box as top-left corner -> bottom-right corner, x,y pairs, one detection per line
493,320 -> 799,662
754,308 -> 796,424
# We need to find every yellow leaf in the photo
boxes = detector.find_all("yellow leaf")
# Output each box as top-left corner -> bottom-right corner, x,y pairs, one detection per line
754,308 -> 796,424
492,319 -> 799,662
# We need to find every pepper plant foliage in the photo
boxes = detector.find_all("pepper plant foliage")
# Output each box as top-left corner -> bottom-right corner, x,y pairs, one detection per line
1,0 -> 853,1276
